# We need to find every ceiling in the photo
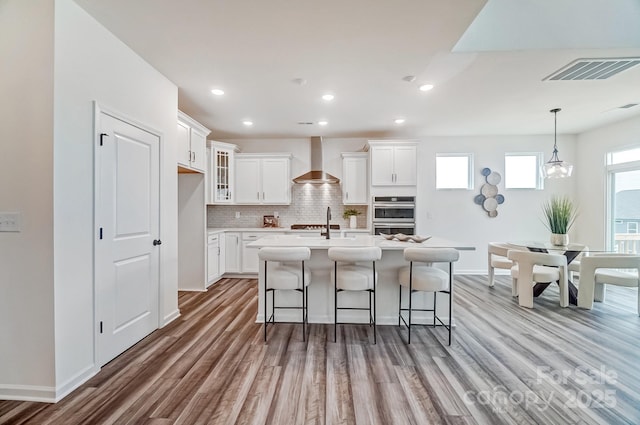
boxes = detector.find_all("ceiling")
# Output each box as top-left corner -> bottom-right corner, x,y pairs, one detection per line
74,0 -> 640,139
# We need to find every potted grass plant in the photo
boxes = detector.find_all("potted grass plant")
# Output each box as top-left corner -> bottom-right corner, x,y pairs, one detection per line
542,196 -> 577,246
343,208 -> 361,229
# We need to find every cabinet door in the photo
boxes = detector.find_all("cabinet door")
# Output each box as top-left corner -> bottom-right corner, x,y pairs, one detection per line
213,148 -> 233,203
343,156 -> 368,204
241,240 -> 260,273
225,233 -> 241,273
218,236 -> 225,276
189,128 -> 207,172
370,146 -> 395,186
393,145 -> 417,185
235,158 -> 261,203
207,239 -> 219,283
177,121 -> 191,168
262,158 -> 290,204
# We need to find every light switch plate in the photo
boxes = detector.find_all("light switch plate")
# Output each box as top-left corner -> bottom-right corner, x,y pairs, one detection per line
0,212 -> 21,232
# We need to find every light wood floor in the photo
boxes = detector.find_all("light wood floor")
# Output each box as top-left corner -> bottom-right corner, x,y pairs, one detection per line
1,275 -> 639,425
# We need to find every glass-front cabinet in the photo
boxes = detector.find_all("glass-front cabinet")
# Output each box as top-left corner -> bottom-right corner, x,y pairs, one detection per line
208,141 -> 238,204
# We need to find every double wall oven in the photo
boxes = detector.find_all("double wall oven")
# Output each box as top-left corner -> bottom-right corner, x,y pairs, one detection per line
372,196 -> 416,235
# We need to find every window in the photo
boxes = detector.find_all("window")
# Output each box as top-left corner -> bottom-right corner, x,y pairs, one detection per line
436,154 -> 473,189
607,150 -> 640,253
504,153 -> 543,189
608,146 -> 640,165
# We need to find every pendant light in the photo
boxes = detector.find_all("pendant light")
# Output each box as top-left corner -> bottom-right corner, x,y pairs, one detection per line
542,108 -> 573,179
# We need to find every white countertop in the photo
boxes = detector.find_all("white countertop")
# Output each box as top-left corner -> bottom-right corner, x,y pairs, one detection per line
207,227 -> 371,235
247,234 -> 475,251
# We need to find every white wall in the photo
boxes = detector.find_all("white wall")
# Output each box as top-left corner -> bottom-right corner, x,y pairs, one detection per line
575,115 -> 640,251
0,0 -> 56,400
52,0 -> 180,399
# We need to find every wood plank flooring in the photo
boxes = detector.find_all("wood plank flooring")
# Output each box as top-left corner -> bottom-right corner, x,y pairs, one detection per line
2,275 -> 639,425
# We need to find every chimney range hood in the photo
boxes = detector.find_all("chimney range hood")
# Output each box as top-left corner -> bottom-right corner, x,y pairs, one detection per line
293,137 -> 340,184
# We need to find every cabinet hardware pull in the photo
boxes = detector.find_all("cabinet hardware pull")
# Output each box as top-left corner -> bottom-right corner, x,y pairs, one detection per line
257,192 -> 260,199
153,239 -> 162,246
262,192 -> 265,200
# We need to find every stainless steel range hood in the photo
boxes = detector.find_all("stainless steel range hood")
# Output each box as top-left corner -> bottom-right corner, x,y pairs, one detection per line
293,136 -> 340,184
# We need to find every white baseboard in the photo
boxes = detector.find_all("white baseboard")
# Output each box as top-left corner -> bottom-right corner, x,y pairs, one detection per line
0,384 -> 57,403
162,308 -> 181,327
53,364 -> 97,402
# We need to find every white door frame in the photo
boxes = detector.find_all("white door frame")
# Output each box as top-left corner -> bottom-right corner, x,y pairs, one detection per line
93,102 -> 165,369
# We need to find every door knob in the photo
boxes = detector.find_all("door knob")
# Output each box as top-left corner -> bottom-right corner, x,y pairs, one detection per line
153,239 -> 162,246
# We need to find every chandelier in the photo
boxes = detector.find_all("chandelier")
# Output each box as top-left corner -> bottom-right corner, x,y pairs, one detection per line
542,108 -> 573,179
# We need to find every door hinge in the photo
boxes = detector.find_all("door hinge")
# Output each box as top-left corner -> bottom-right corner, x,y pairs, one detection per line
99,227 -> 103,240
99,321 -> 103,334
99,133 -> 108,146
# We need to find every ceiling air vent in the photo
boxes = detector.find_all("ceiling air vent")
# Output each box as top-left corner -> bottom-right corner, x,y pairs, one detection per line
543,57 -> 640,81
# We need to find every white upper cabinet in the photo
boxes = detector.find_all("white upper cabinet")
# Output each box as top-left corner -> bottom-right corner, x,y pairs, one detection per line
177,110 -> 210,173
369,141 -> 417,186
341,152 -> 368,204
235,153 -> 292,204
207,141 -> 238,204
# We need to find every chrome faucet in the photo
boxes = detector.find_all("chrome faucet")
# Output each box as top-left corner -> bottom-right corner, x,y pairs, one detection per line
325,206 -> 331,239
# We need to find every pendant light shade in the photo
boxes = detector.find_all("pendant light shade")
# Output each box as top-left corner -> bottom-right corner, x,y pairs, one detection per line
542,108 -> 573,179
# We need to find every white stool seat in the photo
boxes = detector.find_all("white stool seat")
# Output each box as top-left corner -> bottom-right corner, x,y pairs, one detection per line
331,265 -> 378,291
267,262 -> 311,290
399,265 -> 449,292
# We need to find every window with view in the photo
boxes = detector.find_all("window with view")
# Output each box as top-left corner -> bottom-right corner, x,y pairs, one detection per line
607,146 -> 640,253
436,154 -> 473,189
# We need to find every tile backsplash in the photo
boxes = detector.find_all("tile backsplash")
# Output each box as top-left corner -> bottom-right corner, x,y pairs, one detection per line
207,184 -> 368,229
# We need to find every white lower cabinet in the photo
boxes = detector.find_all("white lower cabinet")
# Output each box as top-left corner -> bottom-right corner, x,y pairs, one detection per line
207,233 -> 224,286
225,232 -> 241,273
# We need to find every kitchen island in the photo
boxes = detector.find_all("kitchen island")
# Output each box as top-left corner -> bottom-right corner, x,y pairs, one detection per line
248,235 -> 475,325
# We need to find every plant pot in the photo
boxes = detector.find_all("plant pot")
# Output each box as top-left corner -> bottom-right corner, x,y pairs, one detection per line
349,215 -> 357,229
550,233 -> 569,246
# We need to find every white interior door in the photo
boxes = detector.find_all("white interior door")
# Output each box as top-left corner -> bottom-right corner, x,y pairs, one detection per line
96,112 -> 160,366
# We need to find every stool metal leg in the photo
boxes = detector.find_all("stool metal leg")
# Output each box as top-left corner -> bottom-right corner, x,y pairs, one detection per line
264,261 -> 268,341
408,261 -> 413,344
398,282 -> 402,327
449,262 -> 453,346
334,261 -> 338,343
433,292 -> 437,328
373,260 -> 377,345
301,260 -> 306,342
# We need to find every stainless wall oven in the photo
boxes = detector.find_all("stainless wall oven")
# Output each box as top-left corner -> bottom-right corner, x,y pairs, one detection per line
372,196 -> 416,235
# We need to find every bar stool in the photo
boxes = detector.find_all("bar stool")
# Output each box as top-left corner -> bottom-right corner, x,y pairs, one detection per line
328,246 -> 382,344
258,247 -> 311,342
398,247 -> 459,345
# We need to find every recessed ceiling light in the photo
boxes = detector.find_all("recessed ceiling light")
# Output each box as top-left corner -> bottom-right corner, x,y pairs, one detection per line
211,88 -> 225,96
402,75 -> 416,83
242,120 -> 253,127
318,121 -> 328,126
419,84 -> 434,92
394,118 -> 405,124
322,94 -> 334,101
